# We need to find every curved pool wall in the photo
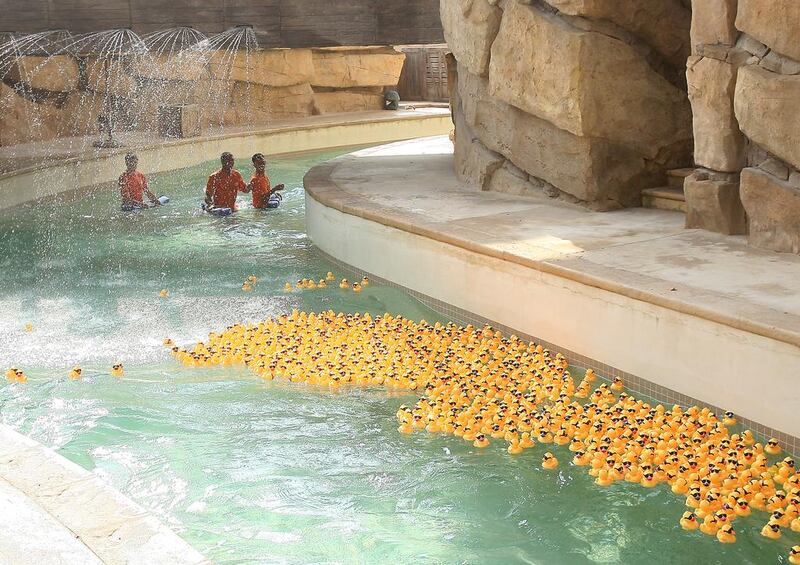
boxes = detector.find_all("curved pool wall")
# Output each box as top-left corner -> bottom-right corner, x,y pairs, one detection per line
304,144 -> 800,449
0,110 -> 451,210
0,424 -> 209,564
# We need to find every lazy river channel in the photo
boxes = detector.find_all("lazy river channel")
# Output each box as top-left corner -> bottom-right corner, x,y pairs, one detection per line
0,147 -> 789,564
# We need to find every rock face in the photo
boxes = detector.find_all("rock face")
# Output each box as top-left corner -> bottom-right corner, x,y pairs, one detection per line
310,47 -> 405,88
686,56 -> 745,172
445,0 -> 692,208
209,49 -> 313,87
736,0 -> 800,62
440,0 -> 502,77
312,91 -> 384,114
684,170 -> 747,234
7,55 -> 80,92
740,167 -> 800,253
734,65 -> 800,170
690,0 -> 738,52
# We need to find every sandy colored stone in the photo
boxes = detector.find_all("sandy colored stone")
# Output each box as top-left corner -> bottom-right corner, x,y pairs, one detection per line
759,50 -> 800,75
488,2 -> 691,157
209,49 -> 313,87
83,57 -> 138,97
459,67 -> 677,208
7,55 -> 80,92
485,160 -> 531,195
453,103 -> 503,191
686,56 -> 745,172
684,170 -> 747,235
440,0 -> 502,77
310,47 -> 405,88
736,0 -> 800,61
690,0 -> 738,52
132,52 -> 208,82
312,91 -> 384,114
741,167 -> 800,253
225,82 -> 315,125
547,0 -> 691,70
734,65 -> 800,170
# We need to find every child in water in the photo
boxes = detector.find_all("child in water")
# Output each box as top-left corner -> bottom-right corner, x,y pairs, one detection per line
248,153 -> 284,209
119,153 -> 160,209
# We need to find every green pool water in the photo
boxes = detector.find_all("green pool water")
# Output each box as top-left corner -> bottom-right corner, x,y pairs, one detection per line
0,148 -> 790,564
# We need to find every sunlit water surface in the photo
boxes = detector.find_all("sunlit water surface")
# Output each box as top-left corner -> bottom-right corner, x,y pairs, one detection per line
0,148 -> 786,564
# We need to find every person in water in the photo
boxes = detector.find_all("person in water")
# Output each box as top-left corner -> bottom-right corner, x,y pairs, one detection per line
205,152 -> 247,210
119,153 -> 159,208
249,153 -> 286,209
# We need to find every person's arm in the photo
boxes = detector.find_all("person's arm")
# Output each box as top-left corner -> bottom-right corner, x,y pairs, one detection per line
237,172 -> 247,193
142,175 -> 159,204
205,176 -> 214,206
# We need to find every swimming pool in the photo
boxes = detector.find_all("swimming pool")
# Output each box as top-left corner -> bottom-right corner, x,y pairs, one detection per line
0,148 -> 791,564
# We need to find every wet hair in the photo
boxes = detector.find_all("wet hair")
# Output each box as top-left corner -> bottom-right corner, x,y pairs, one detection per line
221,152 -> 234,162
252,153 -> 265,163
125,152 -> 138,164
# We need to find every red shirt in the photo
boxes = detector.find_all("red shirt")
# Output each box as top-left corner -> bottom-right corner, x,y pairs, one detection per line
119,171 -> 148,204
206,169 -> 246,210
250,172 -> 272,209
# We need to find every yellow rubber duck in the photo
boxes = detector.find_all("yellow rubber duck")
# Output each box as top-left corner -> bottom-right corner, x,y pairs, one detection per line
507,440 -> 523,455
716,524 -> 735,543
473,434 -> 490,448
24,322 -> 33,332
352,283 -> 362,293
699,515 -> 719,536
69,367 -> 82,380
680,512 -> 699,531
361,276 -> 370,286
242,281 -> 253,292
163,338 -> 174,347
722,411 -> 737,426
339,279 -> 349,289
542,452 -> 558,470
284,283 -> 293,292
326,272 -> 335,281
5,367 -> 17,381
766,438 -> 782,455
318,280 -> 327,288
159,289 -> 169,298
247,275 -> 258,284
761,521 -> 782,540
111,363 -> 124,378
610,377 -> 623,391
790,546 -> 800,565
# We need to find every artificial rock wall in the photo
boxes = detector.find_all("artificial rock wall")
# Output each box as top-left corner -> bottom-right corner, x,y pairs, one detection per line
685,0 -> 800,253
443,0 -> 694,210
0,46 -> 405,147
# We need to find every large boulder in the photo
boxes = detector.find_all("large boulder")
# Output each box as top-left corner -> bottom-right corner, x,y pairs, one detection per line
734,65 -> 800,170
224,82 -> 315,125
488,1 -> 691,157
684,169 -> 747,235
546,0 -> 691,71
686,56 -> 745,172
209,49 -> 313,87
133,52 -> 209,82
310,47 -> 405,88
736,0 -> 800,61
740,167 -> 800,253
690,0 -> 738,52
453,98 -> 504,191
312,91 -> 384,114
83,57 -> 138,97
6,55 -> 80,92
440,0 -> 502,77
458,68 -> 671,208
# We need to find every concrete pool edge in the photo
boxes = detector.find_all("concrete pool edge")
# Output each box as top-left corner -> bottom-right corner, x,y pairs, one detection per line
304,142 -> 800,449
0,108 -> 452,210
0,424 -> 211,564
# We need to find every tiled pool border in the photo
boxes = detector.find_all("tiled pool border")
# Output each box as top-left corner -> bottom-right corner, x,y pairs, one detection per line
318,248 -> 800,457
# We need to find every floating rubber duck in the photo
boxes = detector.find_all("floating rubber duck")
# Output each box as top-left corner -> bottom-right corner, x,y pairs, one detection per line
761,521 -> 782,540
247,275 -> 258,284
352,283 -> 362,293
242,282 -> 253,292
722,411 -> 737,426
326,272 -> 335,281
680,512 -> 699,531
790,547 -> 800,565
69,367 -> 82,380
542,452 -> 558,470
5,367 -> 17,381
766,438 -> 782,455
24,322 -> 33,332
163,338 -> 174,347
284,283 -> 293,292
339,279 -> 349,289
699,515 -> 719,536
610,377 -> 623,391
473,434 -> 489,448
318,280 -> 327,288
111,363 -> 124,378
361,276 -> 370,286
159,289 -> 169,298
716,524 -> 736,543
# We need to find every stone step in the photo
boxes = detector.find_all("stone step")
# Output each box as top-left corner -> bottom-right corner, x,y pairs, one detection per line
667,167 -> 695,188
642,186 -> 686,212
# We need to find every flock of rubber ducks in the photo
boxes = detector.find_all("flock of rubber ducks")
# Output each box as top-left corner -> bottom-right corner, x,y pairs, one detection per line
168,309 -> 799,557
283,272 -> 369,294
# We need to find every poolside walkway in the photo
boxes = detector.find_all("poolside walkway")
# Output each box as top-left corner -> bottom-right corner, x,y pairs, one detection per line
306,136 -> 800,348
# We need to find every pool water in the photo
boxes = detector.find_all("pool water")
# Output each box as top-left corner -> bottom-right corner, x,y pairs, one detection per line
0,148 -> 790,564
